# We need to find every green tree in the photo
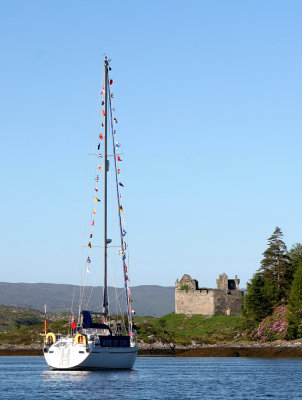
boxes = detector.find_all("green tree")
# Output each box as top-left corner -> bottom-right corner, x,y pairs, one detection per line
288,243 -> 302,275
259,227 -> 292,299
288,265 -> 302,311
242,272 -> 279,323
287,265 -> 302,339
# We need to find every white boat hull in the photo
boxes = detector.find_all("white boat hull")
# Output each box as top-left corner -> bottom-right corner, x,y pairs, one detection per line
44,342 -> 138,370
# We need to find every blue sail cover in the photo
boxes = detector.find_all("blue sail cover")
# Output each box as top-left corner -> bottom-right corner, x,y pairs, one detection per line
82,310 -> 112,332
82,311 -> 93,328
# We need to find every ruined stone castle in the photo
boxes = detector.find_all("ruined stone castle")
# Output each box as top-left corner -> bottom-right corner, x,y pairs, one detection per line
175,273 -> 243,316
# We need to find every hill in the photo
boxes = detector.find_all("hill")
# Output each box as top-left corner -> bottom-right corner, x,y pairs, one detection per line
0,283 -> 174,317
135,313 -> 242,344
0,305 -> 68,332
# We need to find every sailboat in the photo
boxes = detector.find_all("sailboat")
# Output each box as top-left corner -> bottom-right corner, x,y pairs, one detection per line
43,57 -> 138,370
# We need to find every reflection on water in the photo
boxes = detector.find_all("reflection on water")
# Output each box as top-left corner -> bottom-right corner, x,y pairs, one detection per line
2,356 -> 302,399
42,368 -> 136,383
42,370 -> 91,382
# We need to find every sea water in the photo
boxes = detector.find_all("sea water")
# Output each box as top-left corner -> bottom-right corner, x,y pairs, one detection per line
1,356 -> 302,399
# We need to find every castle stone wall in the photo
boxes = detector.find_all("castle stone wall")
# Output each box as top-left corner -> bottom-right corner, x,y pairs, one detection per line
175,273 -> 243,316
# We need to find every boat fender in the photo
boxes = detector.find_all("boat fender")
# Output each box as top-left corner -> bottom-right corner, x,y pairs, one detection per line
46,332 -> 56,345
75,334 -> 87,345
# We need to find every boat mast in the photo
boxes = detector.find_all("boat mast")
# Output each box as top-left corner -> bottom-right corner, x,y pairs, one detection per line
102,56 -> 109,316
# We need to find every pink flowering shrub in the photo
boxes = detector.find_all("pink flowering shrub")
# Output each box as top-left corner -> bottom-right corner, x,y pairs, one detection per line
249,305 -> 289,341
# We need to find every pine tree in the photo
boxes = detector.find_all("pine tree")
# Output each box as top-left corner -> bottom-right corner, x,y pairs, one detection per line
259,227 -> 292,299
242,273 -> 278,322
289,265 -> 302,311
287,265 -> 302,339
288,243 -> 302,275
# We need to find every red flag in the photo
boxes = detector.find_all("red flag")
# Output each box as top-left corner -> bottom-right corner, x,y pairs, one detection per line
100,88 -> 105,95
110,79 -> 114,85
91,220 -> 95,226
117,156 -> 122,161
117,168 -> 120,174
99,133 -> 103,140
102,110 -> 105,116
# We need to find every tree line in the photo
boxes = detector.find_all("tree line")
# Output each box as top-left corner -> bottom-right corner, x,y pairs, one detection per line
243,227 -> 302,338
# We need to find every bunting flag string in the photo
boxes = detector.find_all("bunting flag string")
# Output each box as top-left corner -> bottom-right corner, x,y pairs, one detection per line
83,66 -> 134,338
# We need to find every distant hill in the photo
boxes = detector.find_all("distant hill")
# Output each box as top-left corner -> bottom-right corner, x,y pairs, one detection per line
0,305 -> 68,332
0,283 -> 174,317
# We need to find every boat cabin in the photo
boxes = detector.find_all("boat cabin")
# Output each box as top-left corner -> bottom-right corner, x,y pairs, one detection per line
79,310 -> 130,347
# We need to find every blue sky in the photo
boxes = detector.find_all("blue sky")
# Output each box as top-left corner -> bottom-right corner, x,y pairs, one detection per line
0,1 -> 301,289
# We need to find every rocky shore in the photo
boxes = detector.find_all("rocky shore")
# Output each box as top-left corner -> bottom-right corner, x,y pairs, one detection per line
138,340 -> 302,357
2,340 -> 302,357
